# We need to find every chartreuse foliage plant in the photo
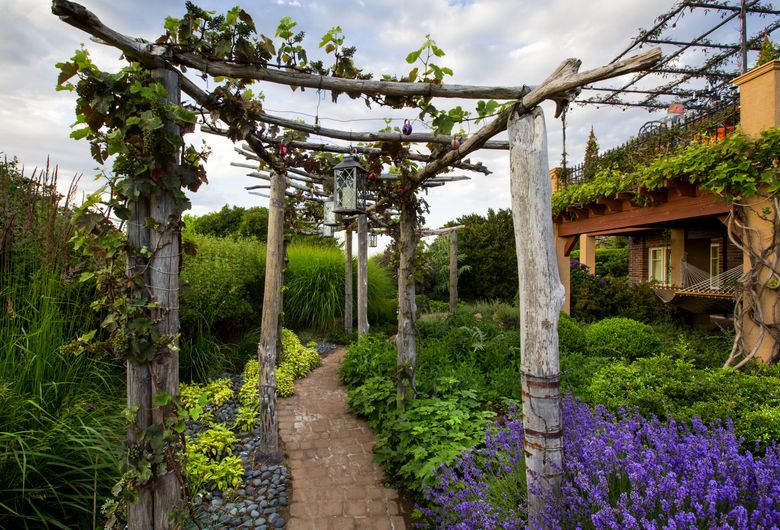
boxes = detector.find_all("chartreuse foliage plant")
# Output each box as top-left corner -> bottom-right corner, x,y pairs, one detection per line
422,397 -> 780,529
553,128 -> 780,215
185,425 -> 243,493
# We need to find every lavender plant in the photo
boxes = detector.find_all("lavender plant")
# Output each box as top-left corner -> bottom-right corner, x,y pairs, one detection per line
422,397 -> 780,529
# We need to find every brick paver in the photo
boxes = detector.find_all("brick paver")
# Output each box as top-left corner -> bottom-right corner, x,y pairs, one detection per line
279,347 -> 406,530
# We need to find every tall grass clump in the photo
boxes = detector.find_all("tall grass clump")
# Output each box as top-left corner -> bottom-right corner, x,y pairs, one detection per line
179,233 -> 266,380
285,244 -> 345,330
284,244 -> 396,331
0,157 -> 123,529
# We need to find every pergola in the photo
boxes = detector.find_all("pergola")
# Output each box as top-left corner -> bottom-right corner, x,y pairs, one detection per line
51,1 -> 661,527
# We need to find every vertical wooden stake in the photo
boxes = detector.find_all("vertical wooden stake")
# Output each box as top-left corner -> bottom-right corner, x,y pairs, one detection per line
344,228 -> 353,334
126,199 -> 153,530
396,195 -> 418,408
357,214 -> 369,335
449,229 -> 458,315
508,106 -> 565,527
258,170 -> 285,462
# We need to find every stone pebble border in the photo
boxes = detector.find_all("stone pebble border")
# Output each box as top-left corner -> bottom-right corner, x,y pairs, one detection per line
187,342 -> 339,529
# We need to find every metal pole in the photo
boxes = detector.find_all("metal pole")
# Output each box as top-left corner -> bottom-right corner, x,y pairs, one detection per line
740,0 -> 748,73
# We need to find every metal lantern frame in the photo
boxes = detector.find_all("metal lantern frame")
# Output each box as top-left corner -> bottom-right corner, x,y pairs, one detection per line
368,230 -> 378,248
320,224 -> 334,237
332,152 -> 367,215
323,199 -> 341,227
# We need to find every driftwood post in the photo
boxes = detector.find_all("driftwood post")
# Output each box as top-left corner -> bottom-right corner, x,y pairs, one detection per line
126,180 -> 153,530
396,194 -> 418,408
257,170 -> 285,462
357,214 -> 369,335
344,228 -> 353,333
449,229 -> 458,315
148,67 -> 182,529
508,106 -> 565,526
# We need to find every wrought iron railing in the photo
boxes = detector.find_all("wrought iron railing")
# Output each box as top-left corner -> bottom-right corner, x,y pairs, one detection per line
558,98 -> 740,188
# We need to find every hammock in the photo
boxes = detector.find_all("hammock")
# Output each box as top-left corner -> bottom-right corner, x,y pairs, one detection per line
653,261 -> 742,313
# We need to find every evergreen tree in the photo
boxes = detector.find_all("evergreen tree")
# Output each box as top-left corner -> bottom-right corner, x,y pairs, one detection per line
583,126 -> 599,180
756,34 -> 779,67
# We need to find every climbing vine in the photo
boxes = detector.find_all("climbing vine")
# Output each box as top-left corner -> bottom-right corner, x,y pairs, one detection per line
57,47 -> 208,526
552,128 -> 780,215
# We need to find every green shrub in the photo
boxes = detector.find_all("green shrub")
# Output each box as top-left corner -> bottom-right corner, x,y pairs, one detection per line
492,303 -> 519,330
339,335 -> 396,389
570,247 -> 628,277
186,425 -> 243,492
585,317 -> 661,360
372,384 -> 496,495
558,312 -> 586,355
587,355 -> 780,445
570,265 -> 672,323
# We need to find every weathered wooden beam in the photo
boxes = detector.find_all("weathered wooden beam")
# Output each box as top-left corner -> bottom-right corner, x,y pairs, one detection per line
407,49 -> 662,189
508,106 -> 565,526
665,179 -> 697,198
246,171 -> 329,197
251,112 -> 510,149
226,136 -> 492,175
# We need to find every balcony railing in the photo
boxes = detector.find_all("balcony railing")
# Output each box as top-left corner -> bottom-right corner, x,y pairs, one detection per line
558,99 -> 740,188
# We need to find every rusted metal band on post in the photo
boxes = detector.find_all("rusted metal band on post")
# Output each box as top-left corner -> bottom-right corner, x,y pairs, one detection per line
524,427 -> 564,439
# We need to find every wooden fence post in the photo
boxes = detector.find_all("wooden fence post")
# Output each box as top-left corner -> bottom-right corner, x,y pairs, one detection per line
148,67 -> 183,530
508,106 -> 565,527
357,214 -> 369,335
258,170 -> 285,462
344,228 -> 353,334
449,229 -> 458,315
396,195 -> 418,408
126,198 -> 153,529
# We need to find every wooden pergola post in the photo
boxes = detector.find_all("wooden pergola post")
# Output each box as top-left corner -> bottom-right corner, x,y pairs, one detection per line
148,67 -> 182,529
344,227 -> 353,334
509,106 -> 566,527
396,193 -> 418,408
257,170 -> 285,462
357,214 -> 369,335
449,229 -> 458,315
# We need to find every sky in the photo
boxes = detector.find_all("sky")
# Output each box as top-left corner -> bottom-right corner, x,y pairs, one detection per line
0,0 -> 773,251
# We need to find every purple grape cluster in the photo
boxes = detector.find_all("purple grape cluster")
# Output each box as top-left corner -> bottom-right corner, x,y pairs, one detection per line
421,398 -> 780,529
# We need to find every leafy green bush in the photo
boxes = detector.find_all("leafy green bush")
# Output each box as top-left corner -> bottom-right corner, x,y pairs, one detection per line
586,317 -> 662,360
570,248 -> 629,277
587,355 -> 780,445
570,265 -> 672,323
351,376 -> 496,496
558,312 -> 586,355
339,335 -> 396,389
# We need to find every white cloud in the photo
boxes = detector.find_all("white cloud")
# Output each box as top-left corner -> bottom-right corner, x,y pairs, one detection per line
1,0 -> 764,235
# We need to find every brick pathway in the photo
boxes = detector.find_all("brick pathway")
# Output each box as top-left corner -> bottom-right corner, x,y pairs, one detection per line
279,347 -> 407,530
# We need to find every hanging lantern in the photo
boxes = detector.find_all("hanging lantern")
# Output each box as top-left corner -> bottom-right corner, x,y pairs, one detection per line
332,150 -> 367,214
369,230 -> 378,248
320,224 -> 334,237
451,136 -> 463,150
402,119 -> 413,135
323,199 -> 341,227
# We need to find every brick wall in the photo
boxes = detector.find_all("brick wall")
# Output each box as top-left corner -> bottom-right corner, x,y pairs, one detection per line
629,230 -> 668,284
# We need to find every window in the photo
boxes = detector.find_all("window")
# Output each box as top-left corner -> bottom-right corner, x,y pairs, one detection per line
648,246 -> 671,285
710,243 -> 721,288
